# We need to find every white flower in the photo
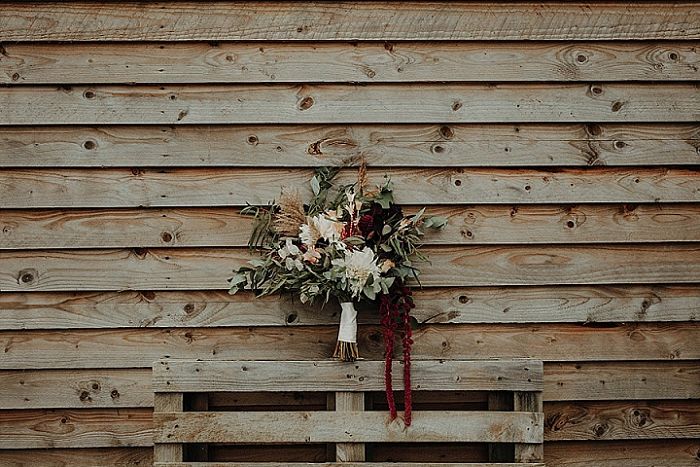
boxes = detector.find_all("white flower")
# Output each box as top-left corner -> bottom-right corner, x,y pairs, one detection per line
337,247 -> 382,298
300,212 -> 344,246
277,239 -> 301,259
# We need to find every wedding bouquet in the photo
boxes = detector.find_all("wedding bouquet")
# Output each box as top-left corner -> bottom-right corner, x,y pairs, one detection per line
229,163 -> 446,425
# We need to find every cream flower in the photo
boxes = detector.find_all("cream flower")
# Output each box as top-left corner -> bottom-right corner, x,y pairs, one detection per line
300,211 -> 344,246
336,247 -> 382,298
277,238 -> 301,259
302,247 -> 321,264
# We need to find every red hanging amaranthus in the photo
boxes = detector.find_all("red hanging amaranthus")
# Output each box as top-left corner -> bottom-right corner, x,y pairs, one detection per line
380,286 -> 414,426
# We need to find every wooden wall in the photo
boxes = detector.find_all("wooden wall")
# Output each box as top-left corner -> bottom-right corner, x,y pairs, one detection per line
1,2 -> 699,465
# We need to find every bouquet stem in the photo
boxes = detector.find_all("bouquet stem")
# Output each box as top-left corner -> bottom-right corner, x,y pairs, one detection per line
334,301 -> 359,362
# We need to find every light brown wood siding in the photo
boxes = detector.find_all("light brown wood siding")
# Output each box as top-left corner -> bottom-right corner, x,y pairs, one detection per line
0,1 -> 698,465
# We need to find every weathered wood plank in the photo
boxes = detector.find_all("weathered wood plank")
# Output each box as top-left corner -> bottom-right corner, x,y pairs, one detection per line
3,361 -> 698,409
3,204 -> 700,250
335,392 -> 366,462
154,410 -> 543,443
2,168 -> 699,208
1,285 -> 697,330
1,84 -> 698,125
2,2 -> 698,41
152,360 -> 543,393
2,124 -> 697,168
545,439 -> 700,466
1,245 -> 698,292
544,361 -> 700,401
154,393 -> 183,464
545,400 -> 700,441
515,392 -> 544,461
2,41 -> 698,84
0,447 -> 152,466
0,368 -> 152,409
1,323 -> 697,369
0,408 -> 152,449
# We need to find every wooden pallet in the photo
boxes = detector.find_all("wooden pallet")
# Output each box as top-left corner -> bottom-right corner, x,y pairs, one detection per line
152,359 -> 544,466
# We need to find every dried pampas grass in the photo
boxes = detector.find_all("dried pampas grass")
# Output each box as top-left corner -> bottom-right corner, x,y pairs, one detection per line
274,189 -> 306,236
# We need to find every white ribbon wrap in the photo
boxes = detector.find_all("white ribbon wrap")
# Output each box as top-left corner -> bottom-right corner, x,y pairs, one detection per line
337,302 -> 358,343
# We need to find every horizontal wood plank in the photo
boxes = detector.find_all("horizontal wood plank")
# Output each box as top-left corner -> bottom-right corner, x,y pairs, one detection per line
153,410 -> 543,443
152,359 -> 543,393
545,439 -> 700,466
2,2 -> 698,41
2,361 -> 698,409
545,400 -> 700,441
0,448 -> 152,466
3,204 -> 700,250
544,361 -> 700,401
2,41 -> 698,84
1,323 -> 697,369
0,408 -> 152,449
1,84 -> 698,125
1,245 -> 698,292
1,285 -> 697,330
2,124 -> 698,168
2,168 -> 699,208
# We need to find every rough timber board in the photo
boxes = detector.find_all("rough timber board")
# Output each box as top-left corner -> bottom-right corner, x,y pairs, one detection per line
1,2 -> 698,41
1,42 -> 697,84
1,84 -> 699,125
152,359 -> 543,393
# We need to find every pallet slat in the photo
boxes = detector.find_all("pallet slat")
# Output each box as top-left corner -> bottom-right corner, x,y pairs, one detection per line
2,2 -> 698,41
3,204 -> 700,250
2,168 -> 699,208
2,361 -> 699,409
1,285 -> 697,330
1,84 -> 698,125
1,245 -> 698,292
2,124 -> 698,168
2,42 -> 698,84
152,360 -> 543,393
154,410 -> 543,444
156,464 -> 545,467
1,324 -> 697,369
545,439 -> 700,466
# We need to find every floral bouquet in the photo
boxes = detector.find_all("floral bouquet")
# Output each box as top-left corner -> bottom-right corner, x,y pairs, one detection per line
229,163 -> 446,425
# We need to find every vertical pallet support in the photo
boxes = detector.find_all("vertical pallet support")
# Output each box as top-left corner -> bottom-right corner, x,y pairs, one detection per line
335,391 -> 366,461
514,391 -> 544,463
487,392 -> 514,462
154,392 -> 184,464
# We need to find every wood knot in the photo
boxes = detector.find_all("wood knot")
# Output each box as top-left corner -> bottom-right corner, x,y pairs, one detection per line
83,140 -> 97,150
160,231 -> 173,243
668,51 -> 679,61
576,54 -> 588,63
92,383 -> 100,390
286,313 -> 298,324
183,303 -> 195,313
110,389 -> 120,399
589,85 -> 603,96
18,269 -> 37,285
83,90 -> 96,99
592,423 -> 608,437
431,144 -> 445,154
451,100 -> 463,111
79,391 -> 91,402
585,123 -> 603,136
247,135 -> 258,145
298,96 -> 314,111
11,72 -> 20,81
565,220 -> 576,229
454,179 -> 462,187
132,248 -> 147,258
177,109 -> 188,121
131,168 -> 144,176
439,125 -> 454,139
614,140 -> 626,149
384,42 -> 394,52
611,101 -> 625,112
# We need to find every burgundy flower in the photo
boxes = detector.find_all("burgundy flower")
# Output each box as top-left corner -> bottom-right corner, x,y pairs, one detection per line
358,214 -> 374,237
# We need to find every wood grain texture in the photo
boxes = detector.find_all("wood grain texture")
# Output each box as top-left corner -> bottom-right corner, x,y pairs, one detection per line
2,124 -> 697,168
2,361 -> 697,409
152,359 -> 543,393
3,203 -> 700,250
545,439 -> 700,466
154,410 -> 543,443
1,323 -> 697,369
2,245 -> 698,292
0,447 -> 152,466
544,361 -> 700,401
156,464 -> 544,467
1,84 -> 698,125
2,168 -> 699,208
334,392 -> 365,462
0,368 -> 152,410
2,2 -> 698,41
2,285 -> 697,330
0,408 -> 152,449
545,400 -> 700,441
2,41 -> 698,84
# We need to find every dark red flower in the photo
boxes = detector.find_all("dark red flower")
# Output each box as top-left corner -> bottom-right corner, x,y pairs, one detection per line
358,214 -> 374,237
